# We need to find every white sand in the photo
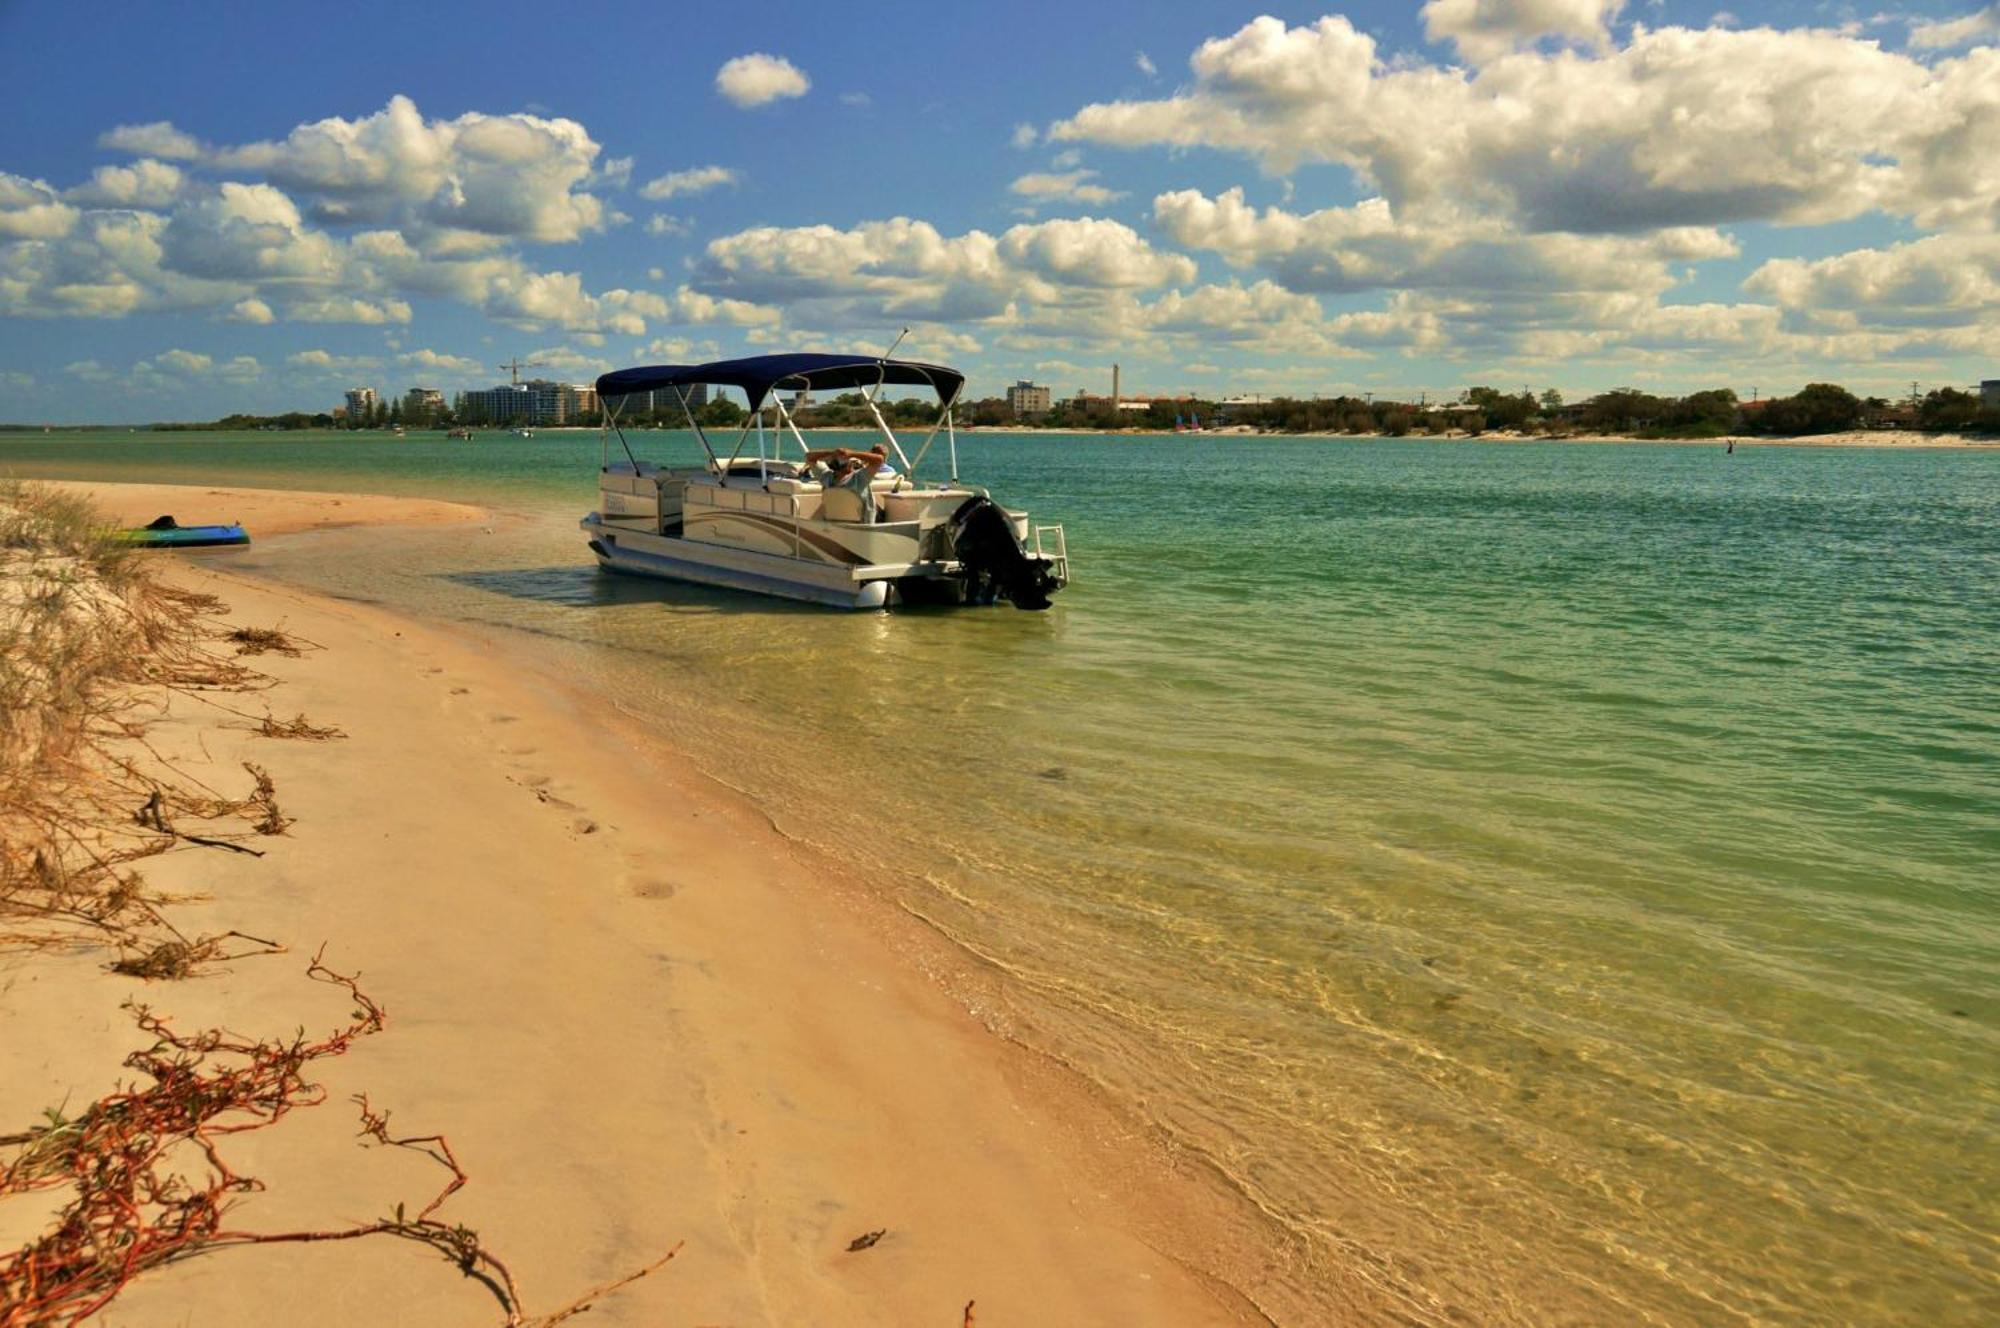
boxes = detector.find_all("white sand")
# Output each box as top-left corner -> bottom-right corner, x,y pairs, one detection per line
3,482 -> 1263,1326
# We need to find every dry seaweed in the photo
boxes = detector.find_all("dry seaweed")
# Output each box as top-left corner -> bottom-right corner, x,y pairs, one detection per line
0,953 -> 679,1326
226,625 -> 317,657
258,712 -> 344,741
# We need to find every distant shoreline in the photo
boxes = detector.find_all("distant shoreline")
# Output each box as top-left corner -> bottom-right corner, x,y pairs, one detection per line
932,430 -> 2000,452
4,424 -> 1995,450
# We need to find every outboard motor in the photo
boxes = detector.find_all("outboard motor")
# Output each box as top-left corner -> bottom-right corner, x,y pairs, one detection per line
948,496 -> 1060,610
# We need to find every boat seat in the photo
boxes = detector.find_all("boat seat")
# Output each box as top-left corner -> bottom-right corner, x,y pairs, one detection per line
820,483 -> 874,524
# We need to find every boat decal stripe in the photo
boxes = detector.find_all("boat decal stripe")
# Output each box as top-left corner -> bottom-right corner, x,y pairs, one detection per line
684,510 -> 873,566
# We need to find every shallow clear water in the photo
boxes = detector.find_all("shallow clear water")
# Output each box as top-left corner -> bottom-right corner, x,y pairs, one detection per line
8,430 -> 1997,1324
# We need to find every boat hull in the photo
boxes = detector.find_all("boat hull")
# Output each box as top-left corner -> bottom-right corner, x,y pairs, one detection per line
581,515 -> 893,609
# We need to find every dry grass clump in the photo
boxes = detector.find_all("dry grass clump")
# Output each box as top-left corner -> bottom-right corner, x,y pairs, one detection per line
244,762 -> 290,836
258,712 -> 345,741
111,929 -> 284,980
1,482 -> 143,779
0,482 -> 269,968
227,625 -> 313,657
109,937 -> 213,980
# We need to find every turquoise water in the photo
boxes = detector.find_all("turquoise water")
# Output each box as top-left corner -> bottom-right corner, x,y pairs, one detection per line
7,431 -> 1997,1324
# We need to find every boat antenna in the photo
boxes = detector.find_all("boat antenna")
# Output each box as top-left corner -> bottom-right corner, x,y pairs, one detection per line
865,328 -> 910,405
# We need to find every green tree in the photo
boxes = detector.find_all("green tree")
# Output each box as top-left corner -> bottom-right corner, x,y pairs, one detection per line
967,397 -> 1008,426
1917,387 -> 1980,432
698,397 -> 746,428
1757,383 -> 1861,435
1580,389 -> 1663,432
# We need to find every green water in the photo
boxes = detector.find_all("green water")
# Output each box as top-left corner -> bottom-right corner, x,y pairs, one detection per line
7,431 -> 1997,1325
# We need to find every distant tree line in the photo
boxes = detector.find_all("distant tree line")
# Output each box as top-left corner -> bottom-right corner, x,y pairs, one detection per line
151,411 -> 337,431
959,381 -> 1999,438
125,381 -> 2000,437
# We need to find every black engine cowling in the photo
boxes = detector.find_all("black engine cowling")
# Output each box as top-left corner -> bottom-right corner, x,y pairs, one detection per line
947,496 -> 1060,610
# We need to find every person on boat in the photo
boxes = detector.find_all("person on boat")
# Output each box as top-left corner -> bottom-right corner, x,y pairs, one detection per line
801,444 -> 889,523
798,443 -> 888,475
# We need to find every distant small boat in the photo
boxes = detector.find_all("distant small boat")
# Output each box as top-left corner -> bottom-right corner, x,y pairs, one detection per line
448,427 -> 475,441
511,426 -> 534,438
115,515 -> 249,548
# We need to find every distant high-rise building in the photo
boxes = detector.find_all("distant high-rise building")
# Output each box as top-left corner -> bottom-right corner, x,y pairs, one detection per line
657,382 -> 708,415
344,387 -> 379,420
600,382 -> 707,418
457,379 -> 600,426
403,387 -> 444,423
1006,379 -> 1051,418
1981,379 -> 1999,409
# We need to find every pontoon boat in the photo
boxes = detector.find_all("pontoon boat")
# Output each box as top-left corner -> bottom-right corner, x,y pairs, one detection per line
582,353 -> 1068,610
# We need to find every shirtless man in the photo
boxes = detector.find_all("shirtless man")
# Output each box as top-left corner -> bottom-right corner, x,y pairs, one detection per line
798,443 -> 889,476
799,444 -> 890,523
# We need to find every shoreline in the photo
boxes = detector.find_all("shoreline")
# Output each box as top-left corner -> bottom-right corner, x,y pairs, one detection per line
957,425 -> 2000,447
3,480 -> 1271,1325
12,426 -> 1997,451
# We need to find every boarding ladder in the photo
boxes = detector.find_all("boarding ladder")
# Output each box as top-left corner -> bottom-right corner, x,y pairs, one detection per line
1033,523 -> 1070,585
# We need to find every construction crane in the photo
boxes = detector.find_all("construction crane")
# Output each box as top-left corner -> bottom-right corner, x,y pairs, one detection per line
498,356 -> 545,386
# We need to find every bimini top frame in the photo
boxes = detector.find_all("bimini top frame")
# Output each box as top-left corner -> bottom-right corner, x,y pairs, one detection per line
595,352 -> 969,486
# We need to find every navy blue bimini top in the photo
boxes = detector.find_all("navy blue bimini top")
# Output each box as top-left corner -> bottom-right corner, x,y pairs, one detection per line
596,353 -> 965,409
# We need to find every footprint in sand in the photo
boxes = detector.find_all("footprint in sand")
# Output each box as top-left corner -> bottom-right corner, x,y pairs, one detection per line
573,816 -> 599,835
448,686 -> 470,695
631,879 -> 679,900
515,775 -> 577,811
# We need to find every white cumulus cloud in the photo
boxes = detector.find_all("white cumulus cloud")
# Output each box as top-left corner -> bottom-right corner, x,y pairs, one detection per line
1909,5 -> 2000,49
1009,170 -> 1127,206
65,160 -> 185,208
99,121 -> 203,160
0,174 -> 79,239
288,295 -> 412,324
1744,232 -> 2000,338
639,165 -> 740,200
998,217 -> 1196,289
1052,16 -> 2000,236
715,53 -> 811,108
400,348 -> 487,375
1421,0 -> 1626,63
153,348 -> 213,373
209,95 -> 609,244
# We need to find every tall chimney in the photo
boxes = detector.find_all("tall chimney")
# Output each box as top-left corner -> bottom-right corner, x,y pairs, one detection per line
1112,363 -> 1121,412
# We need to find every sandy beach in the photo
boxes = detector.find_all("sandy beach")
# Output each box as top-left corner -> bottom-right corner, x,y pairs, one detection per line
1,482 -> 1261,1326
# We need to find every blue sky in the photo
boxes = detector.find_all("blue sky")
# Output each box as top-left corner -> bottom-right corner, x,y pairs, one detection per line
2,1 -> 1996,421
